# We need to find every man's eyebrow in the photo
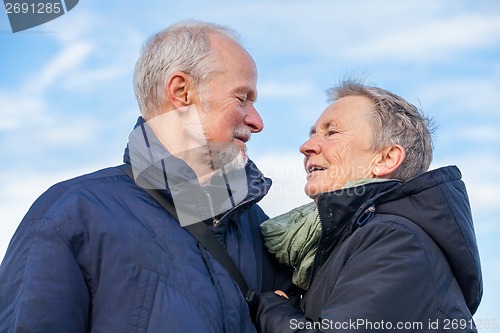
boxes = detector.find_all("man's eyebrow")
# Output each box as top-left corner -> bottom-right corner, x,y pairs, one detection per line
235,86 -> 257,100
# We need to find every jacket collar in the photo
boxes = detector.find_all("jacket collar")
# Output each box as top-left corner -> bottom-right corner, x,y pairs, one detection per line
313,180 -> 401,273
123,116 -> 271,225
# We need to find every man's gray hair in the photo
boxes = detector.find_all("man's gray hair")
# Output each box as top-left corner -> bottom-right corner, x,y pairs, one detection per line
327,79 -> 434,181
133,20 -> 241,119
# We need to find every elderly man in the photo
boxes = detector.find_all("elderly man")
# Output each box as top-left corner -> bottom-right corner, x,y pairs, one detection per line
0,21 -> 290,332
257,79 -> 482,332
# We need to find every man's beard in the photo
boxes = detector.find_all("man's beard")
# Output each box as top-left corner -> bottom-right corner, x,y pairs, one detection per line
186,110 -> 250,173
210,129 -> 250,172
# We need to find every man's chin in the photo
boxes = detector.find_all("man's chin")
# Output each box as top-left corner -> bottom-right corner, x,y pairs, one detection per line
209,142 -> 247,171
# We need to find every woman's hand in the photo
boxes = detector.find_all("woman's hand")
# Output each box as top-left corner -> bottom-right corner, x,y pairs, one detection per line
274,290 -> 289,299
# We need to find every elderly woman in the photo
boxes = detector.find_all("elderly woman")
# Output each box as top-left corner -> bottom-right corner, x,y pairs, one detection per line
257,80 -> 482,332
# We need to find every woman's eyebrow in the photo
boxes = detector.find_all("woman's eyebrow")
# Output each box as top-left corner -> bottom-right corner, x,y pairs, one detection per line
308,126 -> 316,137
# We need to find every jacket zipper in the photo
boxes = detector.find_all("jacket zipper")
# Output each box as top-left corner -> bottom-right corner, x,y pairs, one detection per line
203,190 -> 256,227
213,196 -> 257,228
205,172 -> 267,227
203,190 -> 220,227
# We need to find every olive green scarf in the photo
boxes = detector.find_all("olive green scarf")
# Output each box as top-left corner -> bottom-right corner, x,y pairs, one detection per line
261,202 -> 320,290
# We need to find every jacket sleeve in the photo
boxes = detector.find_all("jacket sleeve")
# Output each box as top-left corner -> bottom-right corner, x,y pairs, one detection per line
0,217 -> 90,332
256,220 -> 439,332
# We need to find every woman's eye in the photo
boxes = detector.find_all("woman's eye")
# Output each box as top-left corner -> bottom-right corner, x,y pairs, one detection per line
327,130 -> 337,136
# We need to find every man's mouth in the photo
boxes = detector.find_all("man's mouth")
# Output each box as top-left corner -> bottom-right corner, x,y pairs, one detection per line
234,135 -> 250,143
233,127 -> 251,144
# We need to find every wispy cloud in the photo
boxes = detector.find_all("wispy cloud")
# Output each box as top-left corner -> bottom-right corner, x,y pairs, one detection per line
344,13 -> 500,63
206,1 -> 500,67
416,77 -> 500,117
31,42 -> 93,93
440,125 -> 500,144
0,92 -> 46,131
258,80 -> 316,99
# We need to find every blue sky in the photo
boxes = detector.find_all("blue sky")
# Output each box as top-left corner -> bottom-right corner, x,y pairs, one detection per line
1,0 -> 499,327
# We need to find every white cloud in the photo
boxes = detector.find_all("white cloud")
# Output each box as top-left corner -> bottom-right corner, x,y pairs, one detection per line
0,92 -> 46,131
31,42 -> 93,94
36,117 -> 102,145
17,6 -> 143,97
258,80 -> 316,99
416,77 -> 500,116
208,1 -> 500,67
344,13 -> 500,62
254,152 -> 311,217
0,42 -> 93,133
49,8 -> 110,44
0,7 -> 141,156
0,88 -> 103,154
440,125 -> 500,144
65,67 -> 126,92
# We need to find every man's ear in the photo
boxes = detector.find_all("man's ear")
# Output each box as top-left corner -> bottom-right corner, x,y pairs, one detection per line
372,145 -> 406,178
166,72 -> 194,109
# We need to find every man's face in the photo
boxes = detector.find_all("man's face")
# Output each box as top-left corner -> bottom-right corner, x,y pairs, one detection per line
300,96 -> 380,199
195,34 -> 263,170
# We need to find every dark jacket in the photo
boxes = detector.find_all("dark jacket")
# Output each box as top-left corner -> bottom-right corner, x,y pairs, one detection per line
257,166 -> 482,332
0,117 -> 290,333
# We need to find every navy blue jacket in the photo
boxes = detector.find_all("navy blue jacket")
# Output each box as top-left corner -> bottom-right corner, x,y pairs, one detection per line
0,117 -> 291,333
257,166 -> 482,332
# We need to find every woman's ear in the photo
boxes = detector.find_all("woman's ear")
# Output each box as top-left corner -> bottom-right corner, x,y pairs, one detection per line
166,72 -> 194,109
372,145 -> 406,178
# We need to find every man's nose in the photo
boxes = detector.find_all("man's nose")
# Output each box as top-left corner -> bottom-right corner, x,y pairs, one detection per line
244,105 -> 264,133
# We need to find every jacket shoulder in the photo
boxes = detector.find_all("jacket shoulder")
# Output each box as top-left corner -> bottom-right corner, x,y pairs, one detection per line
23,166 -> 133,221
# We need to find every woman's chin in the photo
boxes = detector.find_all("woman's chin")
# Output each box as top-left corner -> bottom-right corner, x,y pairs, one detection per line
304,185 -> 320,200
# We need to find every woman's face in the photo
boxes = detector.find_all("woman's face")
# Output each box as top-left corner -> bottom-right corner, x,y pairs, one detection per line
300,96 -> 380,199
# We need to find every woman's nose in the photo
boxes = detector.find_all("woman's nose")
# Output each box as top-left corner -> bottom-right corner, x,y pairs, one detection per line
299,137 -> 321,156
